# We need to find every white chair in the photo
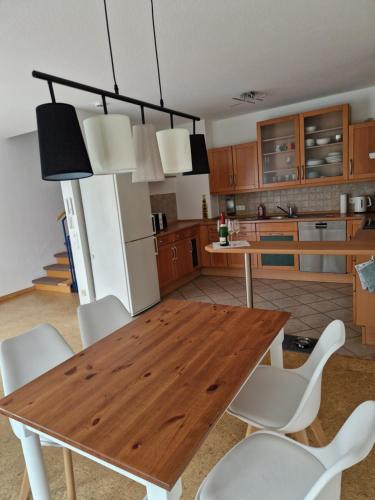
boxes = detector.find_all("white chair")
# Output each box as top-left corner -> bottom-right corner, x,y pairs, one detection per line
77,294 -> 134,348
0,324 -> 76,500
228,320 -> 346,444
197,400 -> 375,500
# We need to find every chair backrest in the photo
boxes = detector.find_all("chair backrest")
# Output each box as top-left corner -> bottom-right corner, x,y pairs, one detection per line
305,401 -> 375,500
77,295 -> 133,348
0,324 -> 74,438
282,320 -> 345,432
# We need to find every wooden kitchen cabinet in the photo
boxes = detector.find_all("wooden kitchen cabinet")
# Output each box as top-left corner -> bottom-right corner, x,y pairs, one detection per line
347,219 -> 363,273
207,225 -> 228,267
208,146 -> 234,193
256,222 -> 299,270
257,114 -> 301,188
209,142 -> 259,194
349,121 -> 375,180
156,228 -> 200,293
300,104 -> 349,185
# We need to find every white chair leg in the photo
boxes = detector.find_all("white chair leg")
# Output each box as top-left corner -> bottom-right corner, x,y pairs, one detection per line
19,468 -> 30,500
63,448 -> 76,500
293,429 -> 309,445
310,418 -> 328,446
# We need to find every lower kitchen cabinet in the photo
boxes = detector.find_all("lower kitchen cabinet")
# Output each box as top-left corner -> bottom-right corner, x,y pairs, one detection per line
256,223 -> 299,270
156,228 -> 200,293
207,225 -> 228,267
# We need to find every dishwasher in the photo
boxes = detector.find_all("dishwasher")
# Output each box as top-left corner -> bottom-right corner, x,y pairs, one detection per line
298,221 -> 347,273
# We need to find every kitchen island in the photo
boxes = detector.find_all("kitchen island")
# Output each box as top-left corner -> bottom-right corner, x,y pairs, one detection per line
205,227 -> 375,345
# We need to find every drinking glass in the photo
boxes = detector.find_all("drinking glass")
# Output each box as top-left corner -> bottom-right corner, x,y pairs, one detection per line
228,220 -> 234,242
233,219 -> 240,239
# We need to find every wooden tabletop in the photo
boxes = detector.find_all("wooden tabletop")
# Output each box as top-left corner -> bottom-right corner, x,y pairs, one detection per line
206,239 -> 375,256
0,300 -> 289,490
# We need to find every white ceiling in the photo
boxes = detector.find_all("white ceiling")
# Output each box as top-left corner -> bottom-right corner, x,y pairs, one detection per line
1,0 -> 375,138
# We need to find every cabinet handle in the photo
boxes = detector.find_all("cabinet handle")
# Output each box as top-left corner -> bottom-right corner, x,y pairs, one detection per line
189,240 -> 193,253
229,174 -> 233,185
296,166 -> 300,181
233,174 -> 237,185
174,246 -> 178,261
349,159 -> 353,176
153,236 -> 158,256
301,165 -> 305,180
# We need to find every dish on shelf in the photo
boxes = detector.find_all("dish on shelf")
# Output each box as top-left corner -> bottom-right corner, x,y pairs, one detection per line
305,126 -> 318,133
327,151 -> 342,156
307,171 -> 320,179
307,159 -> 324,166
316,137 -> 330,145
305,138 -> 315,147
325,156 -> 342,164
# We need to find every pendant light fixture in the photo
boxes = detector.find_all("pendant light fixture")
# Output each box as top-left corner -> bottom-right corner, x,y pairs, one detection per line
149,0 -> 192,175
132,106 -> 165,183
183,120 -> 210,176
36,84 -> 93,181
83,0 -> 136,175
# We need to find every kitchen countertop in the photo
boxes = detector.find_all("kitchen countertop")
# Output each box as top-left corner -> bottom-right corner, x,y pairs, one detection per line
157,212 -> 367,237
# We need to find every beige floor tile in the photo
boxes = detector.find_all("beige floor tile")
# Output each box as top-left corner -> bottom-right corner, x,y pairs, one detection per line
318,290 -> 347,300
325,308 -> 353,322
294,328 -> 322,339
345,321 -> 362,333
283,287 -> 306,297
284,318 -> 310,333
345,338 -> 375,359
300,284 -> 329,293
296,293 -> 321,305
345,327 -> 362,340
284,304 -> 318,318
221,286 -> 247,297
253,301 -> 279,310
271,297 -> 301,308
270,281 -> 295,290
181,289 -> 207,299
337,287 -> 353,296
309,300 -> 344,313
188,296 -> 214,303
212,297 -> 242,306
256,289 -> 285,300
206,292 -> 234,301
302,313 -> 331,328
331,296 -> 353,308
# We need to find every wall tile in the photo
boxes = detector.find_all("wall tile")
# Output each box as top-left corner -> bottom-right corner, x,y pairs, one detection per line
150,193 -> 178,222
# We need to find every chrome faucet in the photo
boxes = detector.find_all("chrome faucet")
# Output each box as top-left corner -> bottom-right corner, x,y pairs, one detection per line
277,205 -> 296,218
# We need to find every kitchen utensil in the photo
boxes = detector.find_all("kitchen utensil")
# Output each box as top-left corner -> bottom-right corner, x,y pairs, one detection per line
305,126 -> 318,133
305,138 -> 315,147
349,196 -> 373,213
316,137 -> 330,145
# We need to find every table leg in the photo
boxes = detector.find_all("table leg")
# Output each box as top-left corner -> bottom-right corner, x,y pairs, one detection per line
145,478 -> 182,500
244,253 -> 253,308
20,434 -> 51,500
269,328 -> 284,369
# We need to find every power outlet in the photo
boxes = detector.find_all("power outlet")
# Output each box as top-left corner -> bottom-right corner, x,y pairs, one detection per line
236,204 -> 246,211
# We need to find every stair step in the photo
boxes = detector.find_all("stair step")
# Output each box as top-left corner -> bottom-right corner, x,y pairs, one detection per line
44,263 -> 71,278
54,251 -> 69,265
32,276 -> 71,294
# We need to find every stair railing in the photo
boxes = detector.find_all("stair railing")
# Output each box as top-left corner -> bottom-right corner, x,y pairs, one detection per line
57,211 -> 78,293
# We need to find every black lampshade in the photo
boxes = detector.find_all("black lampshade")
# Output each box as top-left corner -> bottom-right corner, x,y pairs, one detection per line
36,103 -> 93,181
183,134 -> 210,176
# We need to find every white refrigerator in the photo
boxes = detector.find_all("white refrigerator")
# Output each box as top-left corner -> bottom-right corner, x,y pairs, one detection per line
79,173 -> 160,315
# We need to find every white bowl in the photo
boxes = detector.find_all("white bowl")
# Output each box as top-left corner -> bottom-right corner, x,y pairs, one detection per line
305,139 -> 315,147
307,171 -> 319,179
327,151 -> 342,156
305,126 -> 318,133
316,137 -> 330,145
307,159 -> 324,166
325,156 -> 342,164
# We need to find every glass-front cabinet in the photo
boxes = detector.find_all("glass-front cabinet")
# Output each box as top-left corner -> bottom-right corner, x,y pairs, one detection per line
257,115 -> 300,188
300,104 -> 349,184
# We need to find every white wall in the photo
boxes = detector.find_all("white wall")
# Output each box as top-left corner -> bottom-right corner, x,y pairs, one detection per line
208,85 -> 375,147
0,132 -> 64,297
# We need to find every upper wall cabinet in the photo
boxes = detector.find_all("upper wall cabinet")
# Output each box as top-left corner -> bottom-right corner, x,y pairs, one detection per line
209,142 -> 258,194
349,121 -> 375,180
257,115 -> 301,188
299,104 -> 349,184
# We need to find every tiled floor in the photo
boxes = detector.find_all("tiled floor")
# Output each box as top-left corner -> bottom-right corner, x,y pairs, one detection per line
167,276 -> 375,360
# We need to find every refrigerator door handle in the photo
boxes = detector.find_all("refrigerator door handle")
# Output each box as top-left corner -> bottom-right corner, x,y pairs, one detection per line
151,215 -> 156,234
153,236 -> 159,256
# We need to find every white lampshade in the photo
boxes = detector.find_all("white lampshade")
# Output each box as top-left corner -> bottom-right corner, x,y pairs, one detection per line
83,114 -> 137,174
156,128 -> 192,174
132,124 -> 165,183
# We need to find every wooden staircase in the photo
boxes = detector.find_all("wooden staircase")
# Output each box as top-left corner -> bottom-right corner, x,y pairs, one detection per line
32,252 -> 72,294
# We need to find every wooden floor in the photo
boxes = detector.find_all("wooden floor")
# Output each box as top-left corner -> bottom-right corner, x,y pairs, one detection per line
0,291 -> 374,499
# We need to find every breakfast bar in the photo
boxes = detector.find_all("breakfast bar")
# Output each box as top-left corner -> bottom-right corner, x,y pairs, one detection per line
205,230 -> 375,308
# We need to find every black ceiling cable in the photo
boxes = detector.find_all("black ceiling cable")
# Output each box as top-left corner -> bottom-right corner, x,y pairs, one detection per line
103,0 -> 119,94
150,0 -> 164,108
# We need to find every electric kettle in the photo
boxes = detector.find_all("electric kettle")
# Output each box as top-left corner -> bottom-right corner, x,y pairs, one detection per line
349,196 -> 372,213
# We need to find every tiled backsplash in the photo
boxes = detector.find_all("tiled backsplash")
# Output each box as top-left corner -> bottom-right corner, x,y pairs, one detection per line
219,181 -> 375,214
150,193 -> 178,222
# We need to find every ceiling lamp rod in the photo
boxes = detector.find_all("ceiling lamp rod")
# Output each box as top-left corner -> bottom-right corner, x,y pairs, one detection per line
103,0 -> 119,94
32,70 -> 200,122
150,0 -> 164,108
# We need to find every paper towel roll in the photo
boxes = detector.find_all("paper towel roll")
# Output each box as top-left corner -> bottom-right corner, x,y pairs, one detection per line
340,193 -> 348,215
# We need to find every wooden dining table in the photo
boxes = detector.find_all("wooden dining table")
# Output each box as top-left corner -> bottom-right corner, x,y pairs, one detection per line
0,299 -> 289,500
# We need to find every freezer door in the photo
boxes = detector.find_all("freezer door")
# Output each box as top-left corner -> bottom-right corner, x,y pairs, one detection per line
124,237 -> 160,315
115,173 -> 154,242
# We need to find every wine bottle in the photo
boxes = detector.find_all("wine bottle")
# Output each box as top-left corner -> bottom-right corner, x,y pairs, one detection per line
202,194 -> 208,219
219,212 -> 229,246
